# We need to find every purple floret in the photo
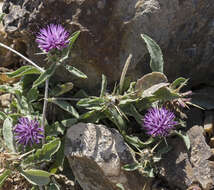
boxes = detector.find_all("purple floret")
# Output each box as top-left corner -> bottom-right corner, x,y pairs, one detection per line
36,24 -> 70,53
143,107 -> 178,137
14,117 -> 44,147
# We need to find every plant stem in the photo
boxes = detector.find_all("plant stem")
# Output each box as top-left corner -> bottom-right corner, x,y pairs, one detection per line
50,97 -> 80,101
41,78 -> 49,144
0,42 -> 45,73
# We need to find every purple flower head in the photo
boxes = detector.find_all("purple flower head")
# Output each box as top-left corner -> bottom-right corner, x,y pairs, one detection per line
143,107 -> 178,137
14,117 -> 44,147
36,24 -> 70,53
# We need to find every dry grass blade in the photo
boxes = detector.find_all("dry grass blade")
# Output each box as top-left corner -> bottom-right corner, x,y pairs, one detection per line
119,54 -> 132,94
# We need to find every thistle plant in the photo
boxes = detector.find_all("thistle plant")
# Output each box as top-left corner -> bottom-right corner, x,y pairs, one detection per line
36,24 -> 70,53
14,117 -> 44,147
0,27 -> 195,188
0,23 -> 84,188
35,24 -> 71,144
143,107 -> 178,137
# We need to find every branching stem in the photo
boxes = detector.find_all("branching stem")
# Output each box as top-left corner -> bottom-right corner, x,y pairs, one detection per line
0,42 -> 44,73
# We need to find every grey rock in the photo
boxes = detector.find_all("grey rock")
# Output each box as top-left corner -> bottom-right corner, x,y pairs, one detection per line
159,125 -> 214,190
65,123 -> 150,190
1,0 -> 214,89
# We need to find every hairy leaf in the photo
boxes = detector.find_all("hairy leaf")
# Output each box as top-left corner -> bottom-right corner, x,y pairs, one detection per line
3,117 -> 15,152
7,66 -> 41,78
49,99 -> 79,118
64,65 -> 87,79
21,169 -> 51,186
0,169 -> 11,188
141,34 -> 164,73
33,64 -> 57,88
22,138 -> 61,167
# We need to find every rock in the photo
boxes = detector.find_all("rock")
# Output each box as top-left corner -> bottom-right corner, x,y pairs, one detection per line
0,93 -> 12,107
204,111 -> 214,137
65,123 -> 150,190
2,0 -> 214,89
0,2 -> 20,67
159,125 -> 214,190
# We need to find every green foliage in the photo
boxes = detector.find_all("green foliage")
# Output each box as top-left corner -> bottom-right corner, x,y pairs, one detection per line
116,183 -> 125,190
0,13 -> 5,23
0,170 -> 11,188
141,34 -> 164,73
22,138 -> 61,167
50,82 -> 73,97
20,169 -> 52,186
0,31 -> 194,188
48,98 -> 79,118
6,65 -> 41,78
33,63 -> 57,88
3,117 -> 16,152
64,65 -> 87,79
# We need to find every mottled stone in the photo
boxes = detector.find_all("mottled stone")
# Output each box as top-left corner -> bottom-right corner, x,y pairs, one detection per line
204,111 -> 214,137
159,126 -> 214,190
0,93 -> 12,107
1,0 -> 214,89
65,123 -> 150,190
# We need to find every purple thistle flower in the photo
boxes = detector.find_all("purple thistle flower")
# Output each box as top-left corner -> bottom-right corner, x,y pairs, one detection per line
36,24 -> 70,53
143,107 -> 178,137
14,117 -> 44,147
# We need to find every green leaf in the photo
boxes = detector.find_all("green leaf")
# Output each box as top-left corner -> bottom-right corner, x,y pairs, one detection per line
153,86 -> 180,102
49,99 -> 79,118
47,119 -> 77,136
170,77 -> 187,90
6,66 -> 41,78
100,74 -> 107,97
64,65 -> 87,79
105,107 -> 127,134
22,138 -> 61,167
127,81 -> 136,93
77,97 -> 105,108
174,130 -> 191,150
33,63 -> 57,88
122,163 -> 141,171
21,169 -> 51,186
68,31 -> 80,49
49,139 -> 65,174
80,110 -> 104,123
116,183 -> 125,190
0,169 -> 11,188
0,111 -> 7,121
3,117 -> 15,152
59,31 -> 80,63
48,183 -> 60,190
141,34 -> 164,73
0,13 -> 5,23
61,118 -> 77,128
125,135 -> 155,149
27,88 -> 39,103
120,104 -> 142,125
50,82 -> 73,97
